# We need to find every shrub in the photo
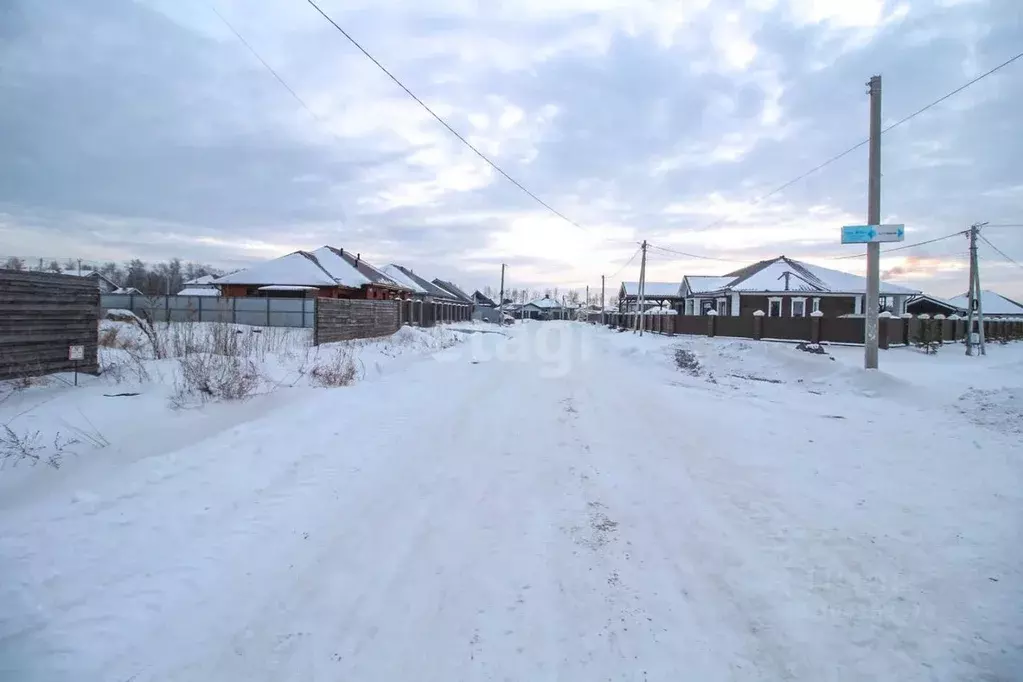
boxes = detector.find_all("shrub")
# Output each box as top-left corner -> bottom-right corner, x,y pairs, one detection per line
309,346 -> 359,387
1,426 -> 78,470
674,348 -> 701,375
172,353 -> 259,405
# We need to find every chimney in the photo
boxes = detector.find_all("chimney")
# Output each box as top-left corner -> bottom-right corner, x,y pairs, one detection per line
356,253 -> 361,267
339,247 -> 343,256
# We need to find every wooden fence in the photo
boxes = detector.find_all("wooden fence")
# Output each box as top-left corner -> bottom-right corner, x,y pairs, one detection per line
1,269 -> 100,380
602,312 -> 1023,347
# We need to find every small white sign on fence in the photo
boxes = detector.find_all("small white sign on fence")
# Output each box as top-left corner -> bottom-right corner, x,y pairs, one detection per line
68,345 -> 85,361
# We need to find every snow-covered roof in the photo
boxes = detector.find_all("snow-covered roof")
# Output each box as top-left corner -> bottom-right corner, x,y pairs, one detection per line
185,275 -> 218,285
621,282 -> 681,297
688,256 -> 919,296
257,285 -> 317,292
528,297 -> 562,309
215,248 -> 371,289
684,276 -> 736,294
433,279 -> 473,303
380,265 -> 427,294
947,290 -> 1023,316
176,287 -> 220,296
643,306 -> 678,315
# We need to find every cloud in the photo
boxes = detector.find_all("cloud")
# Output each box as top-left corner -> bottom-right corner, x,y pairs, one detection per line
0,0 -> 1020,298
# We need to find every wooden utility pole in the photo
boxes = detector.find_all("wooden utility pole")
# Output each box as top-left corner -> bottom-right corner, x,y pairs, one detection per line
966,223 -> 987,356
601,274 -> 606,325
864,75 -> 882,370
637,240 -> 647,336
498,263 -> 506,326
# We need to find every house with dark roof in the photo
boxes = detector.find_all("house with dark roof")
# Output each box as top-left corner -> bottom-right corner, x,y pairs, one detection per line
383,264 -> 472,325
472,290 -> 497,307
432,278 -> 474,305
680,256 -> 920,318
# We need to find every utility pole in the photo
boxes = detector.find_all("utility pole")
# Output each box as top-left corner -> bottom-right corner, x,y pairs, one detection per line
77,258 -> 82,277
966,223 -> 987,356
498,263 -> 506,326
637,240 -> 648,336
864,75 -> 882,370
601,274 -> 606,325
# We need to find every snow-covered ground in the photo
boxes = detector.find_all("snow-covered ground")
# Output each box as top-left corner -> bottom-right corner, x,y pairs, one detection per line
1,321 -> 1020,681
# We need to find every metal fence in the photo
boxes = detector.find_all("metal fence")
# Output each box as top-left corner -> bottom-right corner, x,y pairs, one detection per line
100,294 -> 316,328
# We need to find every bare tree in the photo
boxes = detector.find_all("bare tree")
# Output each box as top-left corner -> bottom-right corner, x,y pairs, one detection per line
3,257 -> 24,271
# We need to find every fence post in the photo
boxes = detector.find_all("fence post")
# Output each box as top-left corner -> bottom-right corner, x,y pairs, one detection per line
753,310 -> 764,340
265,297 -> 271,327
707,311 -> 717,337
933,314 -> 945,344
667,314 -> 674,336
165,294 -> 170,322
810,312 -> 822,343
232,297 -> 238,324
197,295 -> 203,322
878,311 -> 890,349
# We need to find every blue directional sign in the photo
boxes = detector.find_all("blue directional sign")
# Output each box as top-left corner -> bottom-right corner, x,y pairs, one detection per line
841,224 -> 905,244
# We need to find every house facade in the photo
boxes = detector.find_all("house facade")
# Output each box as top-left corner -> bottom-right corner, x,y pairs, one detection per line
680,256 -> 919,318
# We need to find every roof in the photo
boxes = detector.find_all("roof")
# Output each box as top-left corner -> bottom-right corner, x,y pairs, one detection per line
64,270 -> 121,289
685,256 -> 919,296
386,264 -> 457,299
184,275 -> 218,285
215,247 -> 371,289
379,265 -> 427,294
257,285 -> 317,292
907,293 -> 962,312
526,296 -> 562,309
620,282 -> 681,297
113,287 -> 144,295
947,290 -> 1023,316
433,279 -> 473,303
176,287 -> 219,296
472,290 -> 497,306
326,247 -> 409,290
684,276 -> 736,295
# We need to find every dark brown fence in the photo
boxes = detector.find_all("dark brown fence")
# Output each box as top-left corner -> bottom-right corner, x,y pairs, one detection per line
314,299 -> 400,345
1,269 -> 100,380
603,311 -> 1023,347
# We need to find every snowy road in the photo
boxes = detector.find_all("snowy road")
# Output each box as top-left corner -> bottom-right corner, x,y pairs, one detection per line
2,322 -> 1021,681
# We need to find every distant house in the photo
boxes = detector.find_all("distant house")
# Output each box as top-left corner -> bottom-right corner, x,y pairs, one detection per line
383,265 -> 462,303
905,293 -> 961,317
64,270 -> 121,294
680,255 -> 920,317
215,246 -> 407,299
944,290 -> 1023,318
432,279 -> 474,306
113,287 -> 145,295
520,294 -> 568,320
176,286 -> 220,297
472,290 -> 497,307
618,282 -> 683,312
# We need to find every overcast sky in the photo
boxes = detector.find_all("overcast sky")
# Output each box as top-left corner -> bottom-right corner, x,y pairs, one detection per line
1,0 -> 1021,297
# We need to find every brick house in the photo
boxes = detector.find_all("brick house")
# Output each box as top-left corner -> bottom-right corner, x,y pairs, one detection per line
215,246 -> 411,299
680,256 -> 919,318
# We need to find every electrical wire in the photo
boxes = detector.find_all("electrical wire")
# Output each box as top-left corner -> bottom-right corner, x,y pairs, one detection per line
608,246 -> 642,279
646,243 -> 739,262
979,234 -> 1023,270
304,0 -> 586,230
692,51 -> 1023,234
831,230 -> 968,259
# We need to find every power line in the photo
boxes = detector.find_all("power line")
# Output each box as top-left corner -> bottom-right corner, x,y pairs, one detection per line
646,243 -> 743,262
608,246 -> 642,280
979,234 -> 1023,270
831,230 -> 968,259
304,0 -> 585,230
693,51 -> 1023,233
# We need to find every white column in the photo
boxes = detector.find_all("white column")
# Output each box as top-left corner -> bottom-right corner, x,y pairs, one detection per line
854,295 -> 863,315
730,293 -> 740,316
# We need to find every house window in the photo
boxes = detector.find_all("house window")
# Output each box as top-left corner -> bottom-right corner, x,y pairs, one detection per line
812,297 -> 821,314
768,297 -> 782,317
716,298 -> 727,315
791,297 -> 807,317
701,299 -> 715,315
685,299 -> 694,315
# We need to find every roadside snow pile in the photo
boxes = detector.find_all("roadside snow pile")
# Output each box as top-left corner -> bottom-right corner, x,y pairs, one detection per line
372,324 -> 461,355
956,387 -> 1023,435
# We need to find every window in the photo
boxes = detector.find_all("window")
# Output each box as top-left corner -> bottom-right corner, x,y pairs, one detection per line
685,299 -> 694,315
791,297 -> 807,317
768,297 -> 782,317
716,298 -> 727,315
812,297 -> 821,314
701,299 -> 715,315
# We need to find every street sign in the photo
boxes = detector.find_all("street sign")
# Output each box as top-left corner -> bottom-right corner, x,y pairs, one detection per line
68,345 -> 84,361
841,224 -> 905,244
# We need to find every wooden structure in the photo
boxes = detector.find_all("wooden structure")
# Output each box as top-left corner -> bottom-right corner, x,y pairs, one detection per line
0,269 -> 99,380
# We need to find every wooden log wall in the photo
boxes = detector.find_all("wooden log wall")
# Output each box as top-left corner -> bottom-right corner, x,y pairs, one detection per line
314,298 -> 400,345
0,269 -> 100,380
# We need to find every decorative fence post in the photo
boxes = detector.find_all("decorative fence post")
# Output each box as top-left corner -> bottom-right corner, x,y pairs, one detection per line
811,310 -> 823,343
877,310 -> 890,349
707,309 -> 718,337
752,310 -> 764,340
